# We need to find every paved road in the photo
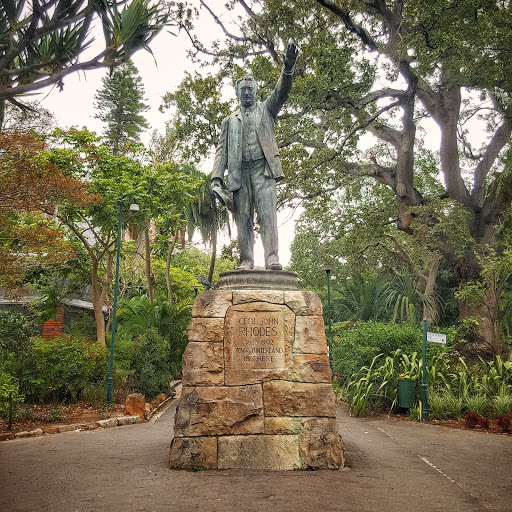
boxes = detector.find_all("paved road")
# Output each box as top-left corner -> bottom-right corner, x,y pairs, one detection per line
0,401 -> 510,512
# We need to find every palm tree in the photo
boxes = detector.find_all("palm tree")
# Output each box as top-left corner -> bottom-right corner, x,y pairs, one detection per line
384,269 -> 438,325
185,173 -> 230,284
333,273 -> 389,322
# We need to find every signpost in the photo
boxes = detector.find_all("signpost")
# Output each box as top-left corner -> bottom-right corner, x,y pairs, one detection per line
421,321 -> 447,421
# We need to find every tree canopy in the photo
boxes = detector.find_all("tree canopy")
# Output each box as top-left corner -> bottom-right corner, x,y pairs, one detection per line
165,0 -> 512,352
94,60 -> 149,154
0,0 -> 168,125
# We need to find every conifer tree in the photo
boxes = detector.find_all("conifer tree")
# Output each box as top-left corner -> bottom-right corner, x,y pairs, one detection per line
94,61 -> 149,155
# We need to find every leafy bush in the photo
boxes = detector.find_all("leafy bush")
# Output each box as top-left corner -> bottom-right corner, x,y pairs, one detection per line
496,414 -> 511,432
493,394 -> 512,416
464,395 -> 489,417
0,310 -> 36,361
464,410 -> 481,428
346,350 -> 422,416
20,334 -> 106,403
132,328 -> 172,399
331,322 -> 423,385
43,406 -> 63,422
429,392 -> 462,420
0,370 -> 24,420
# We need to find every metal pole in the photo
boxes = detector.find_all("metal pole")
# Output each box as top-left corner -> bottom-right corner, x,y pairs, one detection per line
325,268 -> 332,370
421,319 -> 428,421
106,199 -> 124,407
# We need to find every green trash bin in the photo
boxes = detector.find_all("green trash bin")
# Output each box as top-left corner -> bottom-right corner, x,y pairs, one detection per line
398,379 -> 415,409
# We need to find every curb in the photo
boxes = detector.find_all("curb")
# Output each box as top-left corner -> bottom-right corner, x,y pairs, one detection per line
0,416 -> 142,442
1,381 -> 182,442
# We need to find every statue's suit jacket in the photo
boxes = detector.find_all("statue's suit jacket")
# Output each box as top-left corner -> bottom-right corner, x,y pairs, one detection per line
212,69 -> 293,192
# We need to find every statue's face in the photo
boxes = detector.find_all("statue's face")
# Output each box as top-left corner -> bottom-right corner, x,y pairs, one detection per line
238,78 -> 257,108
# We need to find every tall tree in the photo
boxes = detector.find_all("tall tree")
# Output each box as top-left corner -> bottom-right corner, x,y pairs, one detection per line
0,104 -> 93,295
169,0 -> 512,353
0,0 -> 168,126
94,61 -> 149,155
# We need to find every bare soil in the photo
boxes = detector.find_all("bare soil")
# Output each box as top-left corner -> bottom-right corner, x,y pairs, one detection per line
0,402 -> 126,434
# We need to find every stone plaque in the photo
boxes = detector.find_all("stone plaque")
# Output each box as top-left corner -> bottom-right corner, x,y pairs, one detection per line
231,311 -> 285,369
224,304 -> 293,385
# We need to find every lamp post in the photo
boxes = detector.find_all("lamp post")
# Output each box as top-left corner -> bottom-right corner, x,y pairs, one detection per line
323,266 -> 333,370
106,199 -> 139,407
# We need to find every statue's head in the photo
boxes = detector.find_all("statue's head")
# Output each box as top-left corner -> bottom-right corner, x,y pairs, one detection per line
236,75 -> 258,108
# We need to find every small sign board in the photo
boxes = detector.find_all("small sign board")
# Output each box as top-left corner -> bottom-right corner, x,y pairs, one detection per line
427,332 -> 446,344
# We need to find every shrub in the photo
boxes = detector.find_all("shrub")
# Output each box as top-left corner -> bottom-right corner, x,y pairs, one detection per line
464,395 -> 489,417
0,370 -> 25,420
496,414 -> 511,432
43,406 -> 62,422
20,334 -> 105,403
132,328 -> 171,399
464,410 -> 481,428
492,394 -> 512,416
429,392 -> 463,420
331,322 -> 423,385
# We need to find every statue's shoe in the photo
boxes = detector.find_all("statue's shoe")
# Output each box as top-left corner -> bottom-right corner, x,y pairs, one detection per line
236,261 -> 254,270
267,261 -> 283,271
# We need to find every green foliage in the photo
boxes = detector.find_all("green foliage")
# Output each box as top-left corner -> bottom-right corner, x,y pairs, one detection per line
131,328 -> 171,398
493,394 -> 512,416
116,294 -> 190,387
43,406 -> 63,422
429,392 -> 463,420
20,335 -> 107,403
94,61 -> 149,154
331,274 -> 389,323
0,370 -> 24,420
0,310 -> 35,359
464,395 -> 489,417
346,349 -> 422,416
331,322 -> 423,385
0,0 -> 168,121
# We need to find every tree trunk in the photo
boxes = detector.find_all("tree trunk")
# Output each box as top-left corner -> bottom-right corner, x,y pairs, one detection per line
207,212 -> 217,284
145,220 -> 154,302
91,258 -> 106,345
91,253 -> 113,345
166,231 -> 180,305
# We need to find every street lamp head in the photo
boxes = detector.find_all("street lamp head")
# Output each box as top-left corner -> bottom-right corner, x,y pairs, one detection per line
129,203 -> 139,213
322,265 -> 332,274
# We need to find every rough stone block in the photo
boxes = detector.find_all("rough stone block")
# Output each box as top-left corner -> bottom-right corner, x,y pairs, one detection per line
233,290 -> 284,305
264,416 -> 301,435
187,317 -> 224,342
292,354 -> 331,383
174,385 -> 264,436
182,341 -> 224,386
58,424 -> 77,433
224,303 -> 295,385
125,393 -> 145,421
294,316 -> 328,354
0,433 -> 15,441
263,381 -> 337,417
117,416 -> 138,426
98,418 -> 118,429
284,291 -> 323,316
170,436 -> 217,470
217,435 -> 300,470
192,290 -> 233,317
14,429 -> 43,439
300,417 -> 345,469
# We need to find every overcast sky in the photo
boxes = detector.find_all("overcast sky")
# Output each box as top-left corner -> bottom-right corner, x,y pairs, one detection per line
39,5 -> 298,268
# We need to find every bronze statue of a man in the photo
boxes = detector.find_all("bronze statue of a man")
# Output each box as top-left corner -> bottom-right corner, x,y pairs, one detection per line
211,43 -> 298,271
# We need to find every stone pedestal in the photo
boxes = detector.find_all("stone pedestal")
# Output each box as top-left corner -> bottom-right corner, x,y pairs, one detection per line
169,275 -> 345,470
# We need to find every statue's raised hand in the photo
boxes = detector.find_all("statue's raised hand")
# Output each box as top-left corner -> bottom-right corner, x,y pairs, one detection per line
283,42 -> 298,72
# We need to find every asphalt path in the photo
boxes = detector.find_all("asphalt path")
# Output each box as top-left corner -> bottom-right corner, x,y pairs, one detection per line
0,400 -> 510,512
